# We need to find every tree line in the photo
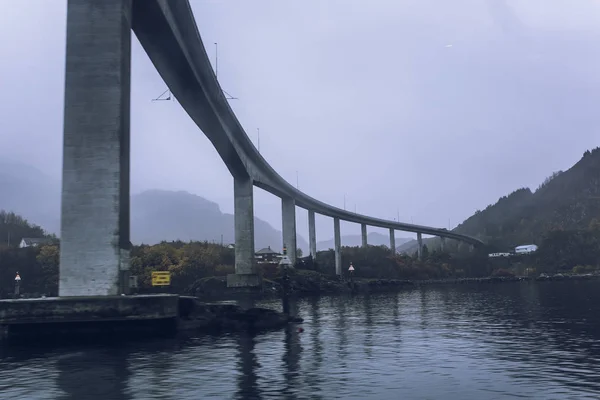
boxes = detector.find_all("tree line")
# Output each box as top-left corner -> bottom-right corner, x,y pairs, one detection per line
1,209 -> 600,298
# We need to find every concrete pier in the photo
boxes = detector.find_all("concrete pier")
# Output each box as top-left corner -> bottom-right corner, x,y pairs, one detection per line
389,228 -> 396,255
308,210 -> 317,259
417,232 -> 423,260
0,295 -> 302,340
334,217 -> 342,275
227,177 -> 261,288
0,295 -> 179,340
282,197 -> 297,265
361,224 -> 368,248
440,236 -> 446,252
60,0 -> 133,296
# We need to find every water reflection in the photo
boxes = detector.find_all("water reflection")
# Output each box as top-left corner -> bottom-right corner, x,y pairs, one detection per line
1,282 -> 600,399
362,294 -> 374,359
391,292 -> 402,350
419,288 -> 429,332
281,295 -> 299,318
281,325 -> 302,399
56,347 -> 132,400
235,333 -> 260,400
305,297 -> 324,400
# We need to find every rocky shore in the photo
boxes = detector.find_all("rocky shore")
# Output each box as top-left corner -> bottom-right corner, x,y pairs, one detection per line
177,296 -> 303,332
188,270 -> 600,301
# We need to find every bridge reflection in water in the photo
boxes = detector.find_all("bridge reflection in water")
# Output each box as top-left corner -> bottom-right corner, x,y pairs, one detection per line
1,281 -> 600,399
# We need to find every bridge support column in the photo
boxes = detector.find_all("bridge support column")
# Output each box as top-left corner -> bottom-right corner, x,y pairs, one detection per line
361,224 -> 368,248
60,0 -> 133,297
389,228 -> 396,255
469,244 -> 475,253
417,232 -> 423,260
227,177 -> 261,288
308,210 -> 317,260
440,236 -> 446,252
282,197 -> 297,265
334,217 -> 342,276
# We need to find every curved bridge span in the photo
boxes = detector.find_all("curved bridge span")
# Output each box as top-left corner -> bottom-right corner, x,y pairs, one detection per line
58,0 -> 483,296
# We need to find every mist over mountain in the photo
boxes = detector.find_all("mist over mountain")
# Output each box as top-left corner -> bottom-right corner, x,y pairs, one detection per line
0,162 -> 308,251
0,160 -> 61,234
131,189 -> 308,250
317,232 -> 411,251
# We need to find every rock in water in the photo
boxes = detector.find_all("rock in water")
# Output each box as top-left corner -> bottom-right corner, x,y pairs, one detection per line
177,296 -> 303,332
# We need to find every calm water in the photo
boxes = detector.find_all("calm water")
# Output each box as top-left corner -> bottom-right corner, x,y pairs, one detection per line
2,281 -> 600,399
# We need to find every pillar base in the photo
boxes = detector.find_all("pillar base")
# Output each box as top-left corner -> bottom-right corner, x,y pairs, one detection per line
227,274 -> 262,288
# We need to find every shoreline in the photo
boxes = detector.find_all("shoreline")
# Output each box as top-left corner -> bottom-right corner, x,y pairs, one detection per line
2,272 -> 594,341
189,270 -> 600,302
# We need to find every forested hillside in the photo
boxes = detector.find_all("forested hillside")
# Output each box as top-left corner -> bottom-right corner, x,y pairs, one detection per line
454,147 -> 600,250
0,210 -> 50,249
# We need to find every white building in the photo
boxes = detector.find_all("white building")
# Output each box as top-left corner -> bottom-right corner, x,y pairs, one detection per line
515,244 -> 538,254
19,237 -> 52,248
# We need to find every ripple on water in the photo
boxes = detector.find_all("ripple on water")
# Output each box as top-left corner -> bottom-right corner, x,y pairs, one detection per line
1,281 -> 600,399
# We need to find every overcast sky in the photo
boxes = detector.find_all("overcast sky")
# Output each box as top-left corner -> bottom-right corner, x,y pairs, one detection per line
1,0 -> 599,242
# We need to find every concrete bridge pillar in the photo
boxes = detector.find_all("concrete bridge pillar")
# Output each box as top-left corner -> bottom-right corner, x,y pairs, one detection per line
282,197 -> 297,265
361,224 -> 368,248
334,217 -> 342,275
417,232 -> 423,260
440,236 -> 446,252
308,210 -> 317,260
389,228 -> 396,255
59,0 -> 133,296
227,177 -> 261,288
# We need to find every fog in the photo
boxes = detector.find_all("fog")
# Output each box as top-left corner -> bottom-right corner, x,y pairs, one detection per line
0,0 -> 598,241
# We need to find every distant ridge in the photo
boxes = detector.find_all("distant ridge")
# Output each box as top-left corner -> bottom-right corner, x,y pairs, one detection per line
403,147 -> 600,253
317,232 -> 411,251
0,162 -> 308,250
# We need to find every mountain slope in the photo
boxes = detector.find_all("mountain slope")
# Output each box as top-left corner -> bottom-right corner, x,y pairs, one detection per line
131,190 -> 308,250
454,147 -> 600,250
0,162 -> 308,250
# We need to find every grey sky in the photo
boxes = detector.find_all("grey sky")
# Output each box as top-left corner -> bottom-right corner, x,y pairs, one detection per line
1,0 -> 599,242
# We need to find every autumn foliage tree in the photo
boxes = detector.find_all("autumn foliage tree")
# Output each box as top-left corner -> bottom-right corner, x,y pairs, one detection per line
130,241 -> 235,293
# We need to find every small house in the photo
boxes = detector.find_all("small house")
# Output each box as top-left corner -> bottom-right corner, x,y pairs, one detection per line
255,246 -> 282,263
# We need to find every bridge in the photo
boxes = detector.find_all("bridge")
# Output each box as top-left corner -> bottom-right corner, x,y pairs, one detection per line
59,0 -> 483,296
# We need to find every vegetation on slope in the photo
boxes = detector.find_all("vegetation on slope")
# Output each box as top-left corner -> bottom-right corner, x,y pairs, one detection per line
0,210 -> 50,249
454,147 -> 600,251
3,144 -> 600,299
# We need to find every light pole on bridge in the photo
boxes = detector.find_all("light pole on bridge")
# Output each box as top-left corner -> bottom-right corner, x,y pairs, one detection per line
214,42 -> 218,78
